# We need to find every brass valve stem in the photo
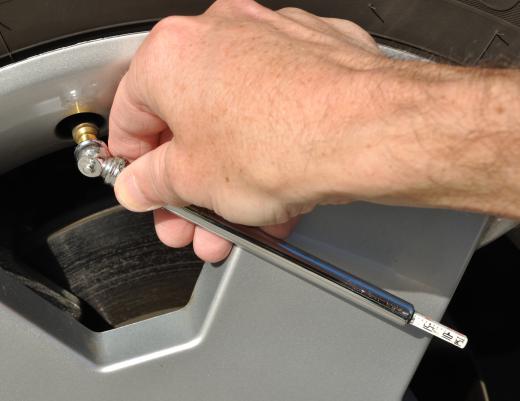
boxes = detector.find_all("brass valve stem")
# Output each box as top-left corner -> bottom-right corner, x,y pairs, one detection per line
72,122 -> 99,144
72,121 -> 127,185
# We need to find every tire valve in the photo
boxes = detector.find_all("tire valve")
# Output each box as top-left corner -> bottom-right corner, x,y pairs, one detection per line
72,122 -> 127,185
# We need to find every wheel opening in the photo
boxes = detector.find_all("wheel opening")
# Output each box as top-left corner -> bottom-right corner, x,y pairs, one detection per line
0,147 -> 203,331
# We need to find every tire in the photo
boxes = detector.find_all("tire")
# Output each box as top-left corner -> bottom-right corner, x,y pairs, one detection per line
2,0 -> 520,67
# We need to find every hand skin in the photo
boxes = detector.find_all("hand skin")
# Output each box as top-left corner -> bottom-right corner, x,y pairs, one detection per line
109,0 -> 520,263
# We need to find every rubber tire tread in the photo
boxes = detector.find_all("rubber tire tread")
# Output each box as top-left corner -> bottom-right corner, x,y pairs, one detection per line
2,0 -> 520,67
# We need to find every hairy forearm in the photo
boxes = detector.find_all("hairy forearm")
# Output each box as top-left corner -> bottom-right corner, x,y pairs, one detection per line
404,64 -> 520,217
419,66 -> 520,217
112,0 -> 520,248
322,61 -> 520,218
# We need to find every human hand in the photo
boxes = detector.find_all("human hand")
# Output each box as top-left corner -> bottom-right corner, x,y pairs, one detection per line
110,0 -> 519,263
109,0 -> 383,262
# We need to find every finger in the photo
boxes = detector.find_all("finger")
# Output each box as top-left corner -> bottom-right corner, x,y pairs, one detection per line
114,142 -> 186,212
153,208 -> 195,248
261,216 -> 300,239
108,72 -> 169,161
192,226 -> 232,263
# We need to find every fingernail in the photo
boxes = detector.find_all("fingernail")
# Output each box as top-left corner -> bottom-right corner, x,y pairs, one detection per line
115,173 -> 161,212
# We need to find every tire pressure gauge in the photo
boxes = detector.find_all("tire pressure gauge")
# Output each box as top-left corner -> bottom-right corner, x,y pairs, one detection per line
71,120 -> 468,349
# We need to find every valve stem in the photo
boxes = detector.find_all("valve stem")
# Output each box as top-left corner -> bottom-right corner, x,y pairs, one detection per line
72,122 -> 127,185
72,122 -> 99,144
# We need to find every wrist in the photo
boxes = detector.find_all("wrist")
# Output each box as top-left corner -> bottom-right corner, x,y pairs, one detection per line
314,60 -> 520,216
423,68 -> 520,216
307,60 -> 444,206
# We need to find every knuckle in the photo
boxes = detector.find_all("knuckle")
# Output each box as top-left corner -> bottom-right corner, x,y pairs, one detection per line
149,16 -> 199,45
138,16 -> 205,93
149,17 -> 176,43
152,16 -> 185,34
277,7 -> 307,16
155,224 -> 190,248
211,0 -> 268,17
213,0 -> 248,8
155,225 -> 175,247
325,18 -> 378,50
241,0 -> 271,17
342,20 -> 372,38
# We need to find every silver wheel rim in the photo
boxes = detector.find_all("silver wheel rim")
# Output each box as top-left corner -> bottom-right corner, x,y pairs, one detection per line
0,33 -> 491,401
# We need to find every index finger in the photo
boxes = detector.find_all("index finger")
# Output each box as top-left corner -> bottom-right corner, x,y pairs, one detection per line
108,71 -> 169,161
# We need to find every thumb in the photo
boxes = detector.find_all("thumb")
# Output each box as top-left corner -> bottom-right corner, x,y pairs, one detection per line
114,142 -> 186,212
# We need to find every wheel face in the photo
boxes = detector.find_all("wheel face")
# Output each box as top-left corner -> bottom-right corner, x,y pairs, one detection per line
0,31 -> 487,401
0,2 -> 513,401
